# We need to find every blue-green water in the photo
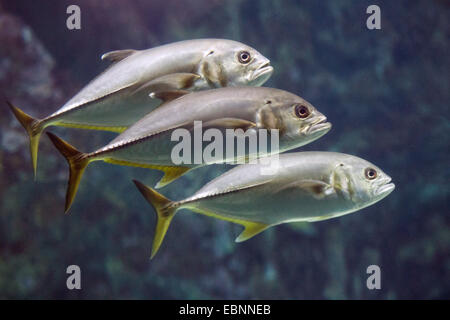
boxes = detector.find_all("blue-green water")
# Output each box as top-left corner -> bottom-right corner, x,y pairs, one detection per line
0,0 -> 448,299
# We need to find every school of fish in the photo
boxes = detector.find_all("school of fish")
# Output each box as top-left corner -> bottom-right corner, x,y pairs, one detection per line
8,38 -> 394,259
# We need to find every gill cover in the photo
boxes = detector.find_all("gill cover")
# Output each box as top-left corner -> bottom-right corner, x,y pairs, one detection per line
199,53 -> 228,88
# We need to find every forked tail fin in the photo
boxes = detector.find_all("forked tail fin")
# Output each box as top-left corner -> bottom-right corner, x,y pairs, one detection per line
7,101 -> 42,178
133,180 -> 177,259
46,132 -> 89,213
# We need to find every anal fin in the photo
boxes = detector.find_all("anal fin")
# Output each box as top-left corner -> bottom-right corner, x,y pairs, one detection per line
235,221 -> 269,243
103,158 -> 191,188
189,206 -> 270,243
57,122 -> 127,133
155,165 -> 191,188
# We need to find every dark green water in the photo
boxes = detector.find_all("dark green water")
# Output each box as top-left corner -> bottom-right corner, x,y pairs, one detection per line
0,0 -> 448,299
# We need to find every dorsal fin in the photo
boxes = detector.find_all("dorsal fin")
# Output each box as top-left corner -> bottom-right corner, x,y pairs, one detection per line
101,49 -> 137,63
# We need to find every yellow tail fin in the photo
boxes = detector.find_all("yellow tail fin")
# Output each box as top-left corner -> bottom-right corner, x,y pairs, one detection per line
46,132 -> 89,213
7,101 -> 42,178
133,180 -> 177,259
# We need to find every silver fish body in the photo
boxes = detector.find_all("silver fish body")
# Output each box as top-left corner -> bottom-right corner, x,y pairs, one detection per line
183,152 -> 395,225
9,38 -> 273,175
46,87 -> 331,212
133,151 -> 395,258
50,39 -> 273,126
94,86 -> 331,166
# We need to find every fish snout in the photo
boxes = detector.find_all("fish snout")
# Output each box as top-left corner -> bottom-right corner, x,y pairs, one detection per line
374,176 -> 395,197
250,60 -> 273,85
258,60 -> 271,69
307,115 -> 332,134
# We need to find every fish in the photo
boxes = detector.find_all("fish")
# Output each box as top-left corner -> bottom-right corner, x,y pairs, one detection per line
7,38 -> 274,176
45,87 -> 331,212
132,151 -> 395,258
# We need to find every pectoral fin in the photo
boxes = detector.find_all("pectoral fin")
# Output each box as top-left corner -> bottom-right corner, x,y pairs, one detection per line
132,73 -> 200,98
203,118 -> 257,131
149,90 -> 190,103
274,180 -> 335,199
101,49 -> 137,63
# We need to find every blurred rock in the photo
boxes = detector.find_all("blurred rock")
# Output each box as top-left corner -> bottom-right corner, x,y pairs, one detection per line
0,12 -> 67,184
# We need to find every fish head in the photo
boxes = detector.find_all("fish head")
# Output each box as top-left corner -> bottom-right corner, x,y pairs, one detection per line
333,156 -> 395,207
200,41 -> 273,88
261,92 -> 331,147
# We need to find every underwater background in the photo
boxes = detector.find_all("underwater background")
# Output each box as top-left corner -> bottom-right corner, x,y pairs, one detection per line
0,0 -> 448,299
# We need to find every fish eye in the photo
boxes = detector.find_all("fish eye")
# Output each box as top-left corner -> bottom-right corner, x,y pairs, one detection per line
238,51 -> 251,64
294,104 -> 310,119
364,167 -> 378,180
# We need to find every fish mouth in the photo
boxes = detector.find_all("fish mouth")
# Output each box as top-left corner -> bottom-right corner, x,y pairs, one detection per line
375,177 -> 395,197
250,61 -> 274,85
307,117 -> 332,134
